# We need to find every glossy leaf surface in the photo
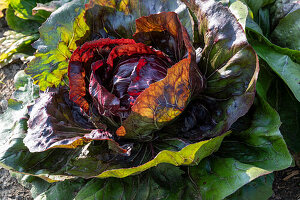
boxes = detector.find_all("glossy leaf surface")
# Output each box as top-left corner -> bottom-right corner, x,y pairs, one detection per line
271,9 -> 300,51
0,30 -> 38,67
247,27 -> 300,102
181,0 -> 259,140
25,0 -> 90,90
118,12 -> 204,139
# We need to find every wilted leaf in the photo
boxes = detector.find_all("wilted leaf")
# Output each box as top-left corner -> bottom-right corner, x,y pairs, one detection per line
25,0 -> 90,90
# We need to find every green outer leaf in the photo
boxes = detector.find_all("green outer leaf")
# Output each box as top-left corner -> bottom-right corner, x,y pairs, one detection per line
242,0 -> 275,16
9,0 -> 49,21
6,5 -> 41,33
25,0 -> 90,90
257,61 -> 300,153
267,78 -> 300,153
219,95 -> 292,171
0,30 -> 38,68
187,93 -> 291,199
226,174 -> 274,200
0,69 -> 229,181
0,70 -> 229,181
229,1 -> 248,30
0,71 -> 38,148
247,27 -> 300,102
189,157 -> 270,200
75,164 -> 186,200
271,9 -> 300,51
95,131 -> 229,178
34,178 -> 86,200
10,173 -> 52,199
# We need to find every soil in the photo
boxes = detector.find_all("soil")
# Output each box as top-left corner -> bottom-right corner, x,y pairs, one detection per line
0,10 -> 300,200
270,166 -> 300,200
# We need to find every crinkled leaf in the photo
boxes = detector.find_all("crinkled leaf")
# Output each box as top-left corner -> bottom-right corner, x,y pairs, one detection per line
117,12 -> 204,139
1,71 -> 228,180
247,27 -> 300,102
0,72 -> 83,182
25,0 -> 90,90
22,84 -> 229,177
23,87 -> 128,154
226,174 -> 274,200
0,30 -> 38,68
271,9 -> 300,51
1,80 -> 229,179
182,0 -> 258,139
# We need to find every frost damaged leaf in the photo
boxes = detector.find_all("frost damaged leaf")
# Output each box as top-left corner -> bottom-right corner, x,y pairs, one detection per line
25,0 -> 90,90
117,12 -> 204,139
0,30 -> 38,68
